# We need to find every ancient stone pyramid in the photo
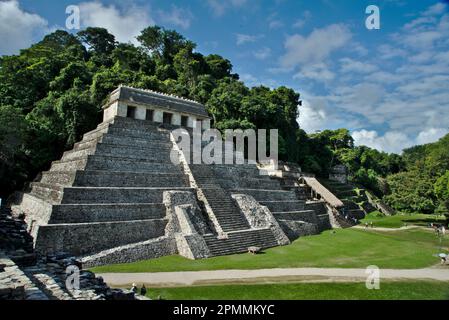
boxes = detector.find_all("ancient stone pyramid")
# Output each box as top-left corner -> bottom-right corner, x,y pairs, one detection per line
13,88 -> 331,267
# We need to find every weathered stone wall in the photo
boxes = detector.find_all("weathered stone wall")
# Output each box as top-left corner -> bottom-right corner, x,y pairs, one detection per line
163,191 -> 211,259
11,193 -> 53,240
276,220 -> 319,240
231,194 -> 290,246
35,219 -> 168,256
305,201 -> 327,215
0,255 -> 48,300
81,236 -> 178,268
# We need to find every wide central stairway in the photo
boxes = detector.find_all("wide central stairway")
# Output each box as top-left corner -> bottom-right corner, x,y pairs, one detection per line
13,116 -> 331,263
189,162 -> 329,255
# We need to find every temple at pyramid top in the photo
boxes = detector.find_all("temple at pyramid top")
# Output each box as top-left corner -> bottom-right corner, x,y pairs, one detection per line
103,85 -> 211,129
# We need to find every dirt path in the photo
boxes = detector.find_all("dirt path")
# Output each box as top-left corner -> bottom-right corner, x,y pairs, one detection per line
98,267 -> 449,287
352,225 -> 423,232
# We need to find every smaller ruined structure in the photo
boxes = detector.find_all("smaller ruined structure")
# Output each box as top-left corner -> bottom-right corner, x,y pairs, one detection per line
329,164 -> 349,184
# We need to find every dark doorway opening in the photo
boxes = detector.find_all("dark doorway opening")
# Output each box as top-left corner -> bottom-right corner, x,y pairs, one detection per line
163,112 -> 173,124
146,109 -> 154,121
181,115 -> 188,127
127,106 -> 136,119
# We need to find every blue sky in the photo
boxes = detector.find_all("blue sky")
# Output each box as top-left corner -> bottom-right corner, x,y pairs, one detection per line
1,0 -> 449,153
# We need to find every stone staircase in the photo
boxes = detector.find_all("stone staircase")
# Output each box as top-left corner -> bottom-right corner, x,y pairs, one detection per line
200,187 -> 250,232
13,117 -> 191,256
203,228 -> 279,256
319,179 -> 367,220
189,163 -> 325,242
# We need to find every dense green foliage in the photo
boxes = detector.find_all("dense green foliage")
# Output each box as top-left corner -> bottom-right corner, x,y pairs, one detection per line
0,26 -> 447,219
384,135 -> 449,215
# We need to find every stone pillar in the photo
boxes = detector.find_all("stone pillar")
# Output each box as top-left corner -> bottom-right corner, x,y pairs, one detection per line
202,119 -> 211,130
135,106 -> 146,120
192,118 -> 201,129
117,102 -> 128,117
153,110 -> 163,123
172,113 -> 181,126
187,116 -> 195,128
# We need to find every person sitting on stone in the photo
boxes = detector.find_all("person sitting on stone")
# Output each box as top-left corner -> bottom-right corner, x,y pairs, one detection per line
131,283 -> 138,294
141,284 -> 147,296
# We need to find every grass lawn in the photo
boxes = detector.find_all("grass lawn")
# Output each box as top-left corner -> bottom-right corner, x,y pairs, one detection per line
91,228 -> 449,273
360,213 -> 446,228
146,281 -> 449,300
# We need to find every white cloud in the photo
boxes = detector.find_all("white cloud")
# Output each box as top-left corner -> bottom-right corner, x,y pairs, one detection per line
416,128 -> 448,145
269,20 -> 284,29
423,2 -> 447,16
352,130 -> 413,154
295,63 -> 335,82
297,102 -> 328,133
158,5 -> 193,29
236,33 -> 263,45
340,58 -> 378,74
292,10 -> 312,29
253,47 -> 271,60
352,128 -> 448,154
0,0 -> 49,55
206,0 -> 247,16
79,1 -> 154,44
279,24 -> 352,69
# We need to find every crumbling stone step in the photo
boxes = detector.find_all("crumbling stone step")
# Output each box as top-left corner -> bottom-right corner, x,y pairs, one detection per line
30,183 -> 64,203
0,256 -> 49,300
73,171 -> 189,188
62,146 -> 96,161
60,187 -> 192,204
100,134 -> 172,147
40,171 -> 76,186
85,155 -> 182,173
94,143 -> 173,158
35,219 -> 168,256
49,203 -> 166,223
50,157 -> 88,171
30,272 -> 74,300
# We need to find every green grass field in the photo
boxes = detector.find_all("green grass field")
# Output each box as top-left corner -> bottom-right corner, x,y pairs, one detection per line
146,281 -> 449,300
91,228 -> 449,273
360,213 -> 446,228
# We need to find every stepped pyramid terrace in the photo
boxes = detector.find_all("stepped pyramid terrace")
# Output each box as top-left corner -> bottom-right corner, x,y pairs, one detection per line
11,86 -> 354,267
